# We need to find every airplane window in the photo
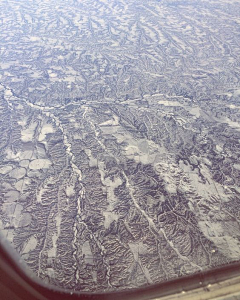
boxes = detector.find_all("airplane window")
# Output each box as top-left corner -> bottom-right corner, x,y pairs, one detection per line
0,0 -> 240,297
